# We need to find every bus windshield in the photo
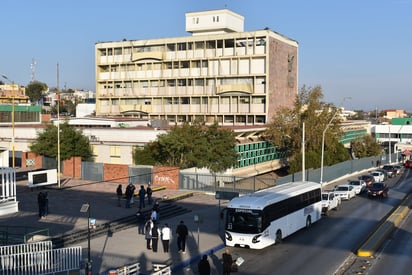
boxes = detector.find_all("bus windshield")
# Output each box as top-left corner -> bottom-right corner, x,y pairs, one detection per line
226,209 -> 263,234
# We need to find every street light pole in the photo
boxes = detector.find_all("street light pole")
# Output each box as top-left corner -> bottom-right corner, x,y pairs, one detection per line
80,203 -> 92,275
389,125 -> 391,164
57,63 -> 61,188
320,97 -> 351,188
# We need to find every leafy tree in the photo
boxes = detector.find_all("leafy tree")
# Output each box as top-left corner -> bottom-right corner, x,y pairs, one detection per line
29,122 -> 93,161
133,122 -> 238,173
351,135 -> 382,158
264,85 -> 350,173
26,81 -> 48,104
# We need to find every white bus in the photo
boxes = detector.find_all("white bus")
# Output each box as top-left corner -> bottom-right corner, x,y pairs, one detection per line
224,181 -> 322,249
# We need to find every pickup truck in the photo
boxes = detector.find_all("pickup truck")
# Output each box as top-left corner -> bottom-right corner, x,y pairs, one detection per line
321,192 -> 341,215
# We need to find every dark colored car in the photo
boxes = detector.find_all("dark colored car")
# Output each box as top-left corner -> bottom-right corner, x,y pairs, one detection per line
358,174 -> 375,187
367,182 -> 389,198
382,165 -> 396,178
405,160 -> 412,168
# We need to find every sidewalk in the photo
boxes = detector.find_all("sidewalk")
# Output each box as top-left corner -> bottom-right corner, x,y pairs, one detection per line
0,180 -> 228,274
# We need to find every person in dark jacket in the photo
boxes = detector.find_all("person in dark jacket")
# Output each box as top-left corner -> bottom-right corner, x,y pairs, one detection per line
125,183 -> 134,208
222,248 -> 234,275
37,191 -> 46,218
151,222 -> 161,252
198,255 -> 211,275
138,185 -> 146,209
116,184 -> 122,207
176,220 -> 189,253
146,184 -> 153,205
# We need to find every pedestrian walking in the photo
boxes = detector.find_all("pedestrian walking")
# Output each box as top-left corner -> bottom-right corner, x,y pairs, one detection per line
138,185 -> 146,209
161,223 -> 171,253
146,184 -> 153,205
144,219 -> 153,249
222,248 -> 235,275
151,223 -> 161,252
116,184 -> 122,207
176,220 -> 188,253
198,255 -> 211,275
136,210 -> 145,235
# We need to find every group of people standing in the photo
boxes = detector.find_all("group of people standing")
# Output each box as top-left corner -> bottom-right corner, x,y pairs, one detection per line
144,219 -> 172,253
143,219 -> 188,254
116,183 -> 153,209
116,182 -> 236,274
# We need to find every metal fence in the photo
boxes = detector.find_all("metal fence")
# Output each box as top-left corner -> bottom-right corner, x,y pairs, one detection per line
129,165 -> 152,185
179,153 -> 397,194
0,226 -> 50,246
82,161 -> 104,181
0,241 -> 82,275
179,173 -> 276,194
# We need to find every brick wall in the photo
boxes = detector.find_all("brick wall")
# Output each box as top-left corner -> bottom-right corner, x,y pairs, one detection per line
21,152 -> 43,170
62,157 -> 82,178
103,163 -> 129,183
152,166 -> 180,190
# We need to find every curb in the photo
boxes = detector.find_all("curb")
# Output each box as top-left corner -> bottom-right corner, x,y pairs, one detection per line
357,193 -> 412,257
161,192 -> 194,202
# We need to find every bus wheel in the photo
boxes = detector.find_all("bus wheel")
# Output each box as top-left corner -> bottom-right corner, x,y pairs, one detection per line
306,216 -> 312,228
275,230 -> 282,244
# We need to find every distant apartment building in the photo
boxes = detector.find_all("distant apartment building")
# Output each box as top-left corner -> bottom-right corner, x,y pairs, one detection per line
95,9 -> 298,126
383,109 -> 407,119
0,83 -> 28,104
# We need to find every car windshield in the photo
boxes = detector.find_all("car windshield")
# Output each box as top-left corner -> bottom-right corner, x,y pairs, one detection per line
322,194 -> 329,200
226,209 -> 263,234
349,181 -> 360,186
336,186 -> 348,191
372,183 -> 384,189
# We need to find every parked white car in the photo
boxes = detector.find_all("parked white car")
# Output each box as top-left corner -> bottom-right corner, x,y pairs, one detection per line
347,179 -> 366,195
321,192 -> 341,215
334,184 -> 356,200
370,171 -> 385,182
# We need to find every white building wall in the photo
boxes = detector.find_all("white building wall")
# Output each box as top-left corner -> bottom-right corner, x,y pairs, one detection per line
0,126 -> 167,166
185,9 -> 244,35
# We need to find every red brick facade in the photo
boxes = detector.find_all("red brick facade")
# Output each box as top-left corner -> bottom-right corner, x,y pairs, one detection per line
62,157 -> 82,178
152,166 -> 180,190
21,152 -> 180,189
21,152 -> 43,170
103,163 -> 129,183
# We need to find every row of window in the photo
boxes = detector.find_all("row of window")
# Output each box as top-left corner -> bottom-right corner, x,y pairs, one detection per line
0,111 -> 40,123
374,133 -> 412,139
235,154 -> 283,168
99,96 -> 266,105
99,37 -> 267,56
263,189 -> 321,222
99,77 -> 261,89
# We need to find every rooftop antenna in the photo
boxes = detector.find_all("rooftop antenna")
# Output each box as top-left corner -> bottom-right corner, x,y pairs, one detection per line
30,58 -> 37,82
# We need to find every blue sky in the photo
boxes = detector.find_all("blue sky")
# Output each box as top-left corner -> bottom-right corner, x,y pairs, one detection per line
1,0 -> 411,111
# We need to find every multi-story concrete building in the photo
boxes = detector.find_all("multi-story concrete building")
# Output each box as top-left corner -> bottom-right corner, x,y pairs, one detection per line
0,83 -> 28,104
95,9 -> 298,125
